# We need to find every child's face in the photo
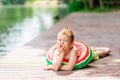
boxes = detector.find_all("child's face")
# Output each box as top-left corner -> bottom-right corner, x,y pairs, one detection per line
57,33 -> 73,50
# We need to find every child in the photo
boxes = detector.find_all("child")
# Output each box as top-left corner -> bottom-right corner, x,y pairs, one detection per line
44,27 -> 110,71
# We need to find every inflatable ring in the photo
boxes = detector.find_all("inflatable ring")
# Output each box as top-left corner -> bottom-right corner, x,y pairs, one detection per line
46,41 -> 93,70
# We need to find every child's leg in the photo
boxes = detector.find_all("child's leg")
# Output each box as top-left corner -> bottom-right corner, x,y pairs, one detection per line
91,47 -> 110,58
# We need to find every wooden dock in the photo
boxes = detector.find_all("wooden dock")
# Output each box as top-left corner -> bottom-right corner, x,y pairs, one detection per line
0,11 -> 120,80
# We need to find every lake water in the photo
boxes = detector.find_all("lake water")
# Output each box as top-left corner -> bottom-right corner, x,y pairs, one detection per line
0,5 -> 68,58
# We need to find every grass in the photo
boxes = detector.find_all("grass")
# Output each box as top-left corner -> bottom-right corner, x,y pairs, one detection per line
68,7 -> 120,13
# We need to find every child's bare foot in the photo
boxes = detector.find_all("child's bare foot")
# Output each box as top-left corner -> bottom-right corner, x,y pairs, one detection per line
91,47 -> 110,58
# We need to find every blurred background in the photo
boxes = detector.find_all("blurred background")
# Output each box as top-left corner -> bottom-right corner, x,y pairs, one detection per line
0,0 -> 120,58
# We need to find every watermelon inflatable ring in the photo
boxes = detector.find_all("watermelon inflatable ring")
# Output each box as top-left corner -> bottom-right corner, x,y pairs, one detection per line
46,41 -> 93,70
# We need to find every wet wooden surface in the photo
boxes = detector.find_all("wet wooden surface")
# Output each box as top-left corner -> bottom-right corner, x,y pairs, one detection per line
0,11 -> 120,80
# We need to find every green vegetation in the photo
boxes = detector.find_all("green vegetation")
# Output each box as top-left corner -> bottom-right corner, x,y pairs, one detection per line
1,0 -> 36,5
68,0 -> 120,13
68,0 -> 84,12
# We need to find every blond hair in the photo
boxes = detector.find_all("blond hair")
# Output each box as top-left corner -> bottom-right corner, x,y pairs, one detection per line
58,27 -> 74,42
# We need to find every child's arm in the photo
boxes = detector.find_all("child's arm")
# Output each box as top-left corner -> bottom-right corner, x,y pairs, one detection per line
60,48 -> 77,71
44,51 -> 65,71
52,52 -> 65,71
44,45 -> 65,71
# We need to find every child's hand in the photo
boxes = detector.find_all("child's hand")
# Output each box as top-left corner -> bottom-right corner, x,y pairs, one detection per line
57,43 -> 65,55
44,65 -> 53,71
